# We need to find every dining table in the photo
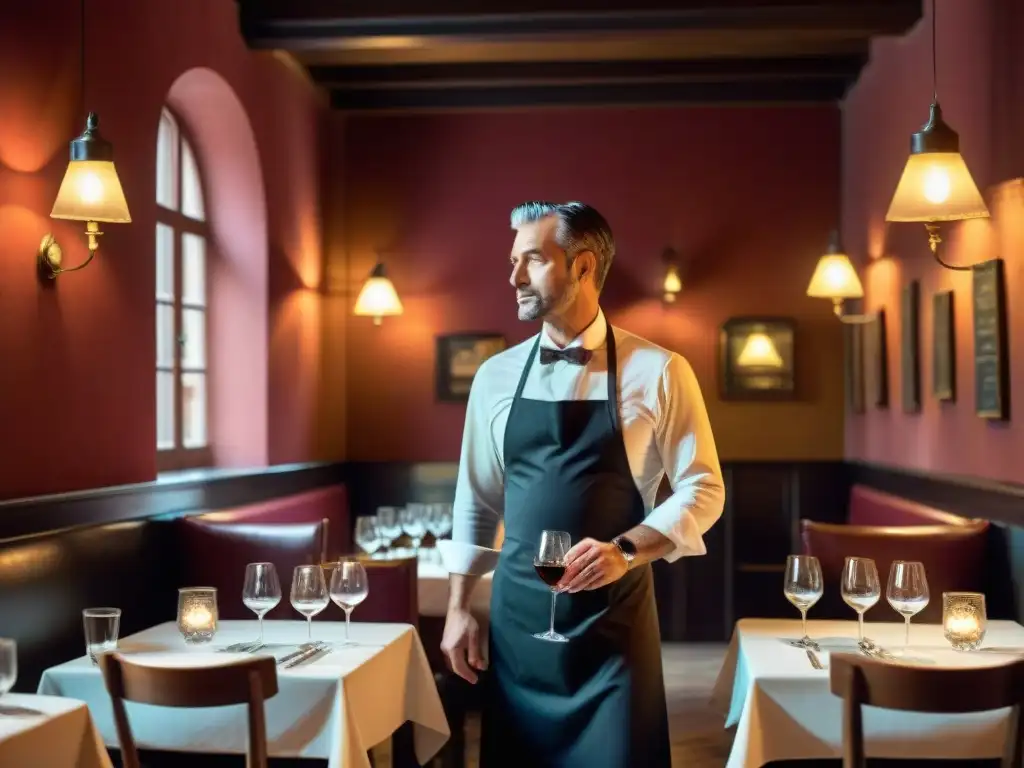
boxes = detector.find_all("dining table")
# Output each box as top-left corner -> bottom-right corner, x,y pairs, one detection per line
713,617 -> 1024,767
0,692 -> 112,768
36,619 -> 449,768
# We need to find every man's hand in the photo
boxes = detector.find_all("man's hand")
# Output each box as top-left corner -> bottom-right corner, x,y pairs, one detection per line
558,537 -> 628,593
441,607 -> 486,684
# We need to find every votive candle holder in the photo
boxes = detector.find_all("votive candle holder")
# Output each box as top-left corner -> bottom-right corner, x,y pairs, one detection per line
942,591 -> 986,651
177,587 -> 218,644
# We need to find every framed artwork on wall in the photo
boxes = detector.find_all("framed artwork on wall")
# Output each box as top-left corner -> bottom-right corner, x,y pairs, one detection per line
972,259 -> 1009,420
932,289 -> 955,402
436,333 -> 507,402
864,309 -> 889,409
900,280 -> 921,414
718,317 -> 796,400
844,322 -> 865,414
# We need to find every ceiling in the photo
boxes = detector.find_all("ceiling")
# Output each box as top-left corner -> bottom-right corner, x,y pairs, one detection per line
236,1 -> 922,113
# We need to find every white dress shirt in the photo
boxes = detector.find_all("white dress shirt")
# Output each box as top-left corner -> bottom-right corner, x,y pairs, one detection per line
448,308 -> 725,576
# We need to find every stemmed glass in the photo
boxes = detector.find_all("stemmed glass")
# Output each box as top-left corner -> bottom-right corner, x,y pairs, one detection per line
887,560 -> 929,650
329,561 -> 369,645
354,517 -> 382,556
401,504 -> 427,553
841,557 -> 881,646
0,639 -> 16,699
376,507 -> 402,557
533,530 -> 571,643
783,554 -> 823,648
243,563 -> 282,644
290,565 -> 329,641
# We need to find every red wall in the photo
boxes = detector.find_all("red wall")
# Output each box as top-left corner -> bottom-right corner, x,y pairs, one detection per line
842,0 -> 1024,482
0,0 -> 342,500
339,107 -> 848,462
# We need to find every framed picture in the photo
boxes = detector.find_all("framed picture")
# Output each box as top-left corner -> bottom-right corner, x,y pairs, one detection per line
844,322 -> 865,414
864,309 -> 889,409
972,259 -> 1009,420
436,333 -> 506,402
932,290 -> 955,402
900,280 -> 921,414
718,317 -> 795,400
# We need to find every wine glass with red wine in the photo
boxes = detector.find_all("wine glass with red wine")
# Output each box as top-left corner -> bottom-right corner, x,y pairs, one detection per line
533,530 -> 571,643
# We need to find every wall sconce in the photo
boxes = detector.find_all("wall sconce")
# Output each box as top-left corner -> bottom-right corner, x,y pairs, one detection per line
354,261 -> 403,325
39,113 -> 132,280
661,247 -> 683,303
806,231 -> 871,324
884,0 -> 989,272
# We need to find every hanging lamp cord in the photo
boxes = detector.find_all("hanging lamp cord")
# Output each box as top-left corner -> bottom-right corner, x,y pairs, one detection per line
79,0 -> 86,121
931,0 -> 937,103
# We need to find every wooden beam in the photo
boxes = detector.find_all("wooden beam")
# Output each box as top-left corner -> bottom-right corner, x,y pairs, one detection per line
329,77 -> 850,112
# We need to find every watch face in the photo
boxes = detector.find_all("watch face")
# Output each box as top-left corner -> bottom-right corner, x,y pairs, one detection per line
616,537 -> 637,557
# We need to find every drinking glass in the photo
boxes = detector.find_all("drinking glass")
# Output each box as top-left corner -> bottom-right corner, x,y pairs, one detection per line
354,517 -> 382,556
783,555 -> 823,647
83,607 -> 121,664
290,565 -> 329,641
841,557 -> 881,644
376,507 -> 402,557
401,504 -> 427,552
243,563 -> 282,643
887,560 -> 929,649
534,530 -> 571,643
329,561 -> 369,645
0,639 -> 16,698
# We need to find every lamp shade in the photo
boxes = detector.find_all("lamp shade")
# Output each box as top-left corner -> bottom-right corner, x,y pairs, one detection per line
663,263 -> 682,294
354,262 -> 403,321
806,232 -> 864,301
50,113 -> 131,223
885,104 -> 989,222
736,332 -> 783,369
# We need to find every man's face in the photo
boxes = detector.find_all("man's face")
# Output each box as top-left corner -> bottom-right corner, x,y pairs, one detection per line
508,216 -> 579,322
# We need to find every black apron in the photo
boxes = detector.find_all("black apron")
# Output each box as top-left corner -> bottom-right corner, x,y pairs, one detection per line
479,327 -> 671,768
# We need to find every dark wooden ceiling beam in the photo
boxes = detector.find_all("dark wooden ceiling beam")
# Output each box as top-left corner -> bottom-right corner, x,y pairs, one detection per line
310,54 -> 865,89
329,77 -> 850,113
239,1 -> 920,47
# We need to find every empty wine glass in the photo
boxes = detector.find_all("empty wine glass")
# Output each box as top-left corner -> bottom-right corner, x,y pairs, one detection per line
841,557 -> 881,645
887,560 -> 929,649
376,507 -> 402,557
354,517 -> 382,556
401,504 -> 427,553
329,561 -> 369,645
0,639 -> 16,698
534,530 -> 571,643
290,565 -> 329,641
783,554 -> 823,648
243,563 -> 282,644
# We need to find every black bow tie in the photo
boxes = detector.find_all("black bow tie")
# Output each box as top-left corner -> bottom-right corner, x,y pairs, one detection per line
539,346 -> 593,365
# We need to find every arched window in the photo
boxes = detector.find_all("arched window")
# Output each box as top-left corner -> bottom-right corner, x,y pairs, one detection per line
156,108 -> 210,470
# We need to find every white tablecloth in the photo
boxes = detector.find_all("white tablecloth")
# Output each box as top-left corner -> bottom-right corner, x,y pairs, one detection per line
0,693 -> 112,768
37,620 -> 449,768
418,559 -> 492,618
713,618 -> 1024,767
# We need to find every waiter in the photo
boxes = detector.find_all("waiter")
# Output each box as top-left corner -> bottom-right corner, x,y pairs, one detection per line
441,200 -> 725,767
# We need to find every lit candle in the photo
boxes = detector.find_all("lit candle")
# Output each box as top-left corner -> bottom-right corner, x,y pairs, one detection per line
177,587 -> 218,644
945,614 -> 979,636
184,606 -> 213,630
942,592 -> 986,651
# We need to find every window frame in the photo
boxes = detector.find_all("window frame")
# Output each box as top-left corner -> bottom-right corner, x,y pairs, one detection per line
156,108 -> 212,472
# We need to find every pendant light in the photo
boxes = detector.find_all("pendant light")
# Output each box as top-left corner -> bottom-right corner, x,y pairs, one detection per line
885,0 -> 988,270
354,261 -> 403,325
39,0 -> 131,279
806,230 -> 870,323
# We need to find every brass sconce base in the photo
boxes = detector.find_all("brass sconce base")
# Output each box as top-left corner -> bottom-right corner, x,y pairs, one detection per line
832,299 -> 873,325
37,221 -> 102,280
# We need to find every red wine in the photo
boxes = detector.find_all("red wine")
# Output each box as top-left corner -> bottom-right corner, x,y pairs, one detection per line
535,563 -> 566,587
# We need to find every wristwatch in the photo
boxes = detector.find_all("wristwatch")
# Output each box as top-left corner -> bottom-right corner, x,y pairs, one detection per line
612,536 -> 637,569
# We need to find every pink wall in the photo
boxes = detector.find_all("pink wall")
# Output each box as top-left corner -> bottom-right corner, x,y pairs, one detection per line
0,0 -> 341,500
842,0 -> 1024,482
339,107 -> 848,462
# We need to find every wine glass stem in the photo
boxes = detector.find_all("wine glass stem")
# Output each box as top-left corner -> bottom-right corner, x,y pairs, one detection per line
800,608 -> 808,641
904,615 -> 910,647
258,615 -> 264,643
549,590 -> 558,635
345,608 -> 352,642
307,616 -> 312,641
857,612 -> 864,642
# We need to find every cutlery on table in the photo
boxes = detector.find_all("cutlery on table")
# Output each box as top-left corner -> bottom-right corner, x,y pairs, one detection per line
281,641 -> 330,669
805,649 -> 824,670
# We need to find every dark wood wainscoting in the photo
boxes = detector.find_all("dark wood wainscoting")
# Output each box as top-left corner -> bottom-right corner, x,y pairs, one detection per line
343,459 -> 849,642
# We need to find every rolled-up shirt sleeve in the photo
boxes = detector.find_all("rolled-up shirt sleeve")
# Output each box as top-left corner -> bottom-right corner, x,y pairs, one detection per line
448,364 -> 505,575
641,354 -> 725,562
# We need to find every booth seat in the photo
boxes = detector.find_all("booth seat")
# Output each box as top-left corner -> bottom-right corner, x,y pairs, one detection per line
801,485 -> 988,623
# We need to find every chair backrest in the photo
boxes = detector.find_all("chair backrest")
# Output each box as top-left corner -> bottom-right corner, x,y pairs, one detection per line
98,653 -> 278,768
324,556 -> 418,624
178,517 -> 328,619
830,653 -> 1024,768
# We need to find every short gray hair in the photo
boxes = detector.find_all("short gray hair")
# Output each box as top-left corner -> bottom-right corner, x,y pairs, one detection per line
509,201 -> 616,291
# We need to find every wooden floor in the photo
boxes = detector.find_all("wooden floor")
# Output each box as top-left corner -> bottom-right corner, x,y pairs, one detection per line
374,642 -> 733,767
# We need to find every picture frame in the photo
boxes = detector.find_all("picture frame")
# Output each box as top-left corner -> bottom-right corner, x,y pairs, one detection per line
844,322 -> 865,414
972,259 -> 1009,420
436,333 -> 507,402
900,280 -> 921,414
864,309 -> 889,409
718,317 -> 796,400
932,290 -> 955,402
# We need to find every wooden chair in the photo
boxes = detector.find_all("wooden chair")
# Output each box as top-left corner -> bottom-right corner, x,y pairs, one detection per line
830,653 -> 1024,768
97,652 -> 278,768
